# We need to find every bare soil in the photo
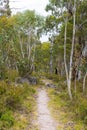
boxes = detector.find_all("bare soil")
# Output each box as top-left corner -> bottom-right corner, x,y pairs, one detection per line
37,88 -> 57,130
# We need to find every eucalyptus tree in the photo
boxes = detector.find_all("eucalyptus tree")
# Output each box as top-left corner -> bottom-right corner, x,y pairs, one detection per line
45,0 -> 77,100
0,16 -> 16,78
0,7 -> 44,77
75,0 -> 87,80
0,0 -> 11,16
45,0 -> 87,98
12,10 -> 44,75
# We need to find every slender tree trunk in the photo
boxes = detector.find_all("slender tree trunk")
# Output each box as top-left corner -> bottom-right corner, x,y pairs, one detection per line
50,54 -> 53,73
63,19 -> 73,100
67,0 -> 76,100
15,63 -> 18,72
31,43 -> 36,72
50,41 -> 53,74
83,72 -> 87,93
64,19 -> 69,85
27,36 -> 31,60
19,34 -> 24,59
63,0 -> 76,100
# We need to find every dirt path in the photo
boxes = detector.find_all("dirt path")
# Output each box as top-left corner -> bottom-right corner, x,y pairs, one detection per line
37,88 -> 57,130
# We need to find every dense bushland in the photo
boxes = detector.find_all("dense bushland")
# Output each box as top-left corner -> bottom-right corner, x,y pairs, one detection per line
0,70 -> 36,129
46,74 -> 87,129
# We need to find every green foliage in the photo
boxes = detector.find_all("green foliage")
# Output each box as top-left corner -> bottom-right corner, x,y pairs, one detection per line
6,86 -> 23,109
45,73 -> 66,83
0,81 -> 7,95
35,42 -> 50,72
5,69 -> 19,82
22,83 -> 36,98
73,96 -> 87,124
0,80 -> 36,129
0,111 -> 14,127
17,59 -> 31,76
48,77 -> 87,128
45,73 -> 58,80
0,9 -> 44,79
0,0 -> 87,128
31,71 -> 40,83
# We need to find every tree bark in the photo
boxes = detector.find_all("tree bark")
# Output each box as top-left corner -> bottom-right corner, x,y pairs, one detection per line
49,39 -> 53,74
19,33 -> 24,59
63,0 -> 76,100
64,19 -> 69,86
67,0 -> 76,100
83,72 -> 87,93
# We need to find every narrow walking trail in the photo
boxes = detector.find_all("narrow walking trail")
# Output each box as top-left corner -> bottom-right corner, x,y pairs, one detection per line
37,88 -> 57,130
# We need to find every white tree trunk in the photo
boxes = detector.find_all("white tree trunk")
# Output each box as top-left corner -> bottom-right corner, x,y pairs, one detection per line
31,43 -> 36,71
19,33 -> 24,59
63,18 -> 73,100
68,0 -> 76,100
50,54 -> 53,74
83,72 -> 87,93
50,44 -> 53,74
63,0 -> 76,100
27,36 -> 31,60
64,19 -> 69,85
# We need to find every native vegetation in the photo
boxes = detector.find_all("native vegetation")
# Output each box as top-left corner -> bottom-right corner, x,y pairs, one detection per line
0,0 -> 87,129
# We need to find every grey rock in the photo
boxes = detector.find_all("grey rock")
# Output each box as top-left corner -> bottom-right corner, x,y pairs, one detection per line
15,77 -> 30,84
28,76 -> 37,85
46,83 -> 56,88
15,76 -> 37,85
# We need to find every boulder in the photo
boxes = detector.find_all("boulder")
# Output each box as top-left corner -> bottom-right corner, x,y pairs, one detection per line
28,76 -> 37,85
15,76 -> 37,85
46,83 -> 56,88
15,77 -> 30,84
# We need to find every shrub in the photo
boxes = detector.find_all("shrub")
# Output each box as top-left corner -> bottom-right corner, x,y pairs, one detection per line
5,69 -> 19,82
22,83 -> 36,97
31,72 -> 40,83
0,81 -> 7,95
77,97 -> 87,122
6,85 -> 24,109
0,80 -> 36,129
0,110 -> 14,128
45,73 -> 66,82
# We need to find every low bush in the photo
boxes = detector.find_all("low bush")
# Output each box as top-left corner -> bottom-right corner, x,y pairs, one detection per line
0,111 -> 14,127
45,73 -> 66,82
5,69 -> 19,82
48,76 -> 87,128
74,96 -> 87,124
0,81 -> 7,95
0,80 -> 36,129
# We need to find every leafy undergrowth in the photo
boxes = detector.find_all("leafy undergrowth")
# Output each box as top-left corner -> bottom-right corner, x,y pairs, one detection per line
0,80 -> 37,130
46,74 -> 87,130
